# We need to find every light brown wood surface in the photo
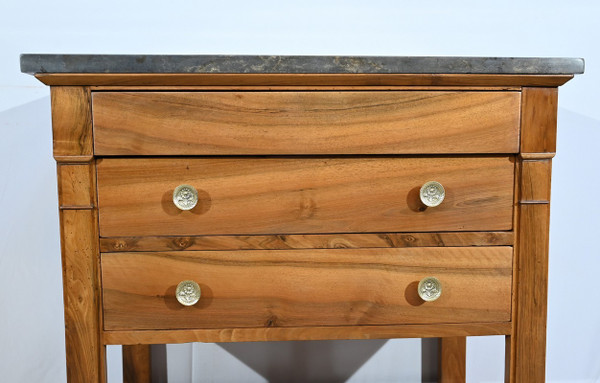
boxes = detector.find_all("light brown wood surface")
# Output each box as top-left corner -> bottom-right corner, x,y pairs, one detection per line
93,85 -> 522,91
103,322 -> 511,345
51,87 -> 93,161
510,204 -> 550,383
97,157 -> 515,237
92,91 -> 520,155
506,87 -> 557,383
122,345 -> 151,383
519,152 -> 556,160
102,247 -> 512,331
58,164 -> 95,208
53,86 -> 105,382
99,232 -> 514,252
36,73 -> 574,87
61,208 -> 104,382
520,87 -> 558,154
40,74 -> 574,382
440,336 -> 467,383
520,160 -> 552,203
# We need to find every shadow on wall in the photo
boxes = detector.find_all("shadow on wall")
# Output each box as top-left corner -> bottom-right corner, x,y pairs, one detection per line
153,339 -> 439,382
218,339 -> 389,382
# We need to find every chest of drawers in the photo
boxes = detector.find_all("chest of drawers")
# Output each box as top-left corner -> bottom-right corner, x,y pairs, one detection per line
21,54 -> 583,382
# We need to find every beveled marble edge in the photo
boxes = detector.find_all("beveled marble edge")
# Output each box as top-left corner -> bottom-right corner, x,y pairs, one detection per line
20,54 -> 584,75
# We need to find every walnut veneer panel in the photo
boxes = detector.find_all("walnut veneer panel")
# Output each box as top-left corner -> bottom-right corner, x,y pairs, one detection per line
96,157 -> 515,237
92,91 -> 520,155
102,247 -> 513,331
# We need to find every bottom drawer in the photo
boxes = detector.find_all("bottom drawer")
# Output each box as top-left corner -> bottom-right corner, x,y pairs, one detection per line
102,247 -> 512,331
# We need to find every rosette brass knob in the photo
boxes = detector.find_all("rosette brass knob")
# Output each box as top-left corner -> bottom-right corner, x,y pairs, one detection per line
418,277 -> 442,302
173,184 -> 199,211
419,181 -> 445,207
175,280 -> 201,306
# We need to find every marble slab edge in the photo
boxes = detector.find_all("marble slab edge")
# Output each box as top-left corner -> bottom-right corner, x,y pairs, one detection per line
20,54 -> 585,75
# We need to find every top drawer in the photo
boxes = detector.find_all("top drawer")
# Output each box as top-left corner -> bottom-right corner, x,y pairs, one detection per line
92,91 -> 520,155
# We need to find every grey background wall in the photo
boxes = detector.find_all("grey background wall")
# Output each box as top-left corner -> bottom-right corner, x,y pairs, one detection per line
1,1 -> 598,382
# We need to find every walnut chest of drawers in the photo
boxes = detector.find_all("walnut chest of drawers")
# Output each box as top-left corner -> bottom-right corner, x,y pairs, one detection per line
21,54 -> 584,382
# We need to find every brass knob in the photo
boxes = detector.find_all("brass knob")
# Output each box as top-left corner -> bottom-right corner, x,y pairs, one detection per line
418,277 -> 442,302
420,181 -> 445,207
173,184 -> 198,211
175,280 -> 201,306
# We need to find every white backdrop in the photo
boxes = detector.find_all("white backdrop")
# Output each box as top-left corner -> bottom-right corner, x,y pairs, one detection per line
1,1 -> 598,382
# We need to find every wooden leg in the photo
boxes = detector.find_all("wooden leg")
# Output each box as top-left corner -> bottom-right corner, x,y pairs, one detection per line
53,88 -> 105,382
507,202 -> 551,382
123,345 -> 152,383
439,337 -> 466,383
507,87 -> 557,382
59,184 -> 105,382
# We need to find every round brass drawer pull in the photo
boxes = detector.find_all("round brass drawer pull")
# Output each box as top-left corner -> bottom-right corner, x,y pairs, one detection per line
418,276 -> 442,302
175,280 -> 201,306
419,181 -> 445,207
173,184 -> 199,211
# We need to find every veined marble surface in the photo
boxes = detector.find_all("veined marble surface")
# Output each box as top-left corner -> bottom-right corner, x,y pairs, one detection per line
20,54 -> 584,75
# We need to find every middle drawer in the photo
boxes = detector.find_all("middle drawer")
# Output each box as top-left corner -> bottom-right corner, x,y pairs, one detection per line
97,157 -> 514,237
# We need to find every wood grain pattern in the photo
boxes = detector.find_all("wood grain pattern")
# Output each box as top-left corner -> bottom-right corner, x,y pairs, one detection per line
507,87 -> 556,383
510,204 -> 550,383
36,73 -> 574,87
53,86 -> 105,382
520,87 -> 558,154
102,247 -> 513,331
507,159 -> 521,383
60,208 -> 104,382
51,87 -> 93,161
103,322 -> 511,345
58,164 -> 94,208
99,232 -> 514,252
92,85 -> 522,91
97,157 -> 515,237
92,91 -> 520,155
440,337 -> 467,383
520,160 -> 552,203
122,345 -> 151,383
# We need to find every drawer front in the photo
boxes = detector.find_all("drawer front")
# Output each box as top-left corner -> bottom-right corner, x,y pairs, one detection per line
96,157 -> 514,237
92,91 -> 520,155
102,247 -> 513,330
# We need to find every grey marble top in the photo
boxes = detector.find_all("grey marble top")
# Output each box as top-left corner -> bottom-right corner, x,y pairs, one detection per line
20,54 -> 584,75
